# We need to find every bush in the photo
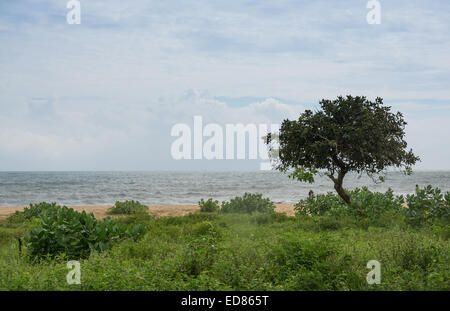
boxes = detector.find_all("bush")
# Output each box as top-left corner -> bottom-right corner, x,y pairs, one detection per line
220,193 -> 275,214
107,200 -> 148,215
295,192 -> 346,216
295,187 -> 405,220
405,185 -> 450,225
24,205 -> 146,260
199,198 -> 220,213
6,202 -> 60,223
295,185 -> 450,228
351,187 -> 405,222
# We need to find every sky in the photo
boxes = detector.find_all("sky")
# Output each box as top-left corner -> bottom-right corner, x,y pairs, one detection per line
0,0 -> 449,171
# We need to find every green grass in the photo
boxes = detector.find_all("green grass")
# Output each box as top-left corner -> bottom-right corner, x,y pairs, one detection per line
0,210 -> 448,290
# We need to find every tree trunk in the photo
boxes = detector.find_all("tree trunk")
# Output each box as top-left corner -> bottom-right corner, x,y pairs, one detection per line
329,171 -> 364,217
334,182 -> 351,204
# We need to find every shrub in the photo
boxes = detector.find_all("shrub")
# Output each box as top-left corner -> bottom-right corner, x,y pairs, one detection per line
107,200 -> 148,215
350,187 -> 405,222
295,185 -> 450,227
405,185 -> 450,225
220,193 -> 275,214
6,202 -> 60,223
24,205 -> 146,260
295,192 -> 346,216
199,198 -> 220,213
295,187 -> 405,219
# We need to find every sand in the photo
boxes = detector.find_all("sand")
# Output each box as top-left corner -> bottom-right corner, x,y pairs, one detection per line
0,203 -> 296,220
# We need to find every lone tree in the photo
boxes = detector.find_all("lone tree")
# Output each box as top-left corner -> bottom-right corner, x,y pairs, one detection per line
266,95 -> 419,216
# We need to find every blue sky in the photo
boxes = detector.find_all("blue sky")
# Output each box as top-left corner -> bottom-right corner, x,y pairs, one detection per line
0,0 -> 449,171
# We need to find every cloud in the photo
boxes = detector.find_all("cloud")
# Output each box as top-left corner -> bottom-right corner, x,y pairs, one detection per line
0,127 -> 84,159
0,90 -> 305,170
0,0 -> 449,170
0,88 -> 449,170
405,116 -> 450,170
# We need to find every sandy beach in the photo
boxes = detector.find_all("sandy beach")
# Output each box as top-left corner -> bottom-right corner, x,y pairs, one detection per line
0,203 -> 296,220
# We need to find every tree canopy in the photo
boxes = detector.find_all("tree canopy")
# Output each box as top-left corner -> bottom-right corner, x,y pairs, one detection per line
267,95 -> 419,215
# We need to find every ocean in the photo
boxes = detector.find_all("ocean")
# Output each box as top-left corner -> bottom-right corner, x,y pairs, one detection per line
0,171 -> 449,206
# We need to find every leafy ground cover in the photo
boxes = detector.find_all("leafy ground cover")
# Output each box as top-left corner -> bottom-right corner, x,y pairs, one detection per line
0,188 -> 448,290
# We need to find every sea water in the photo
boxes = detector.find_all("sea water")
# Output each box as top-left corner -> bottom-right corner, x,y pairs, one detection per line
0,171 -> 448,206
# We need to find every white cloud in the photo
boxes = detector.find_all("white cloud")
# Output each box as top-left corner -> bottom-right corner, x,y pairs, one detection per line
0,128 -> 84,159
0,0 -> 449,170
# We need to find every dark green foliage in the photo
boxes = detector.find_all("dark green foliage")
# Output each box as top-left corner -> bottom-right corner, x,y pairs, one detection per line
107,200 -> 148,215
271,96 -> 419,176
199,198 -> 220,213
220,193 -> 275,214
24,205 -> 146,260
267,95 -> 419,214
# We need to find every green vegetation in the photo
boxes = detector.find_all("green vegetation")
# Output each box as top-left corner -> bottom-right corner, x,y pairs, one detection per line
220,193 -> 275,214
107,200 -> 149,215
296,186 -> 449,226
4,202 -> 146,260
6,202 -> 61,224
199,198 -> 220,213
0,187 -> 448,290
405,185 -> 450,225
0,99 -> 444,290
200,193 -> 275,214
267,95 -> 419,215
